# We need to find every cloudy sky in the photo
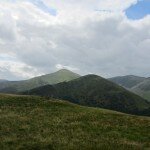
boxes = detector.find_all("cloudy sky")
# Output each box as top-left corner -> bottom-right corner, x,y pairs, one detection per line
0,0 -> 150,80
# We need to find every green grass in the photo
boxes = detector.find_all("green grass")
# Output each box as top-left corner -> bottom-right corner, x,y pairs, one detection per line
131,89 -> 150,102
0,94 -> 150,150
143,93 -> 150,102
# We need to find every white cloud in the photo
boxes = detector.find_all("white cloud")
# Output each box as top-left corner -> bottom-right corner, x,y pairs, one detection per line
56,64 -> 79,71
0,0 -> 150,80
0,59 -> 42,80
44,0 -> 138,12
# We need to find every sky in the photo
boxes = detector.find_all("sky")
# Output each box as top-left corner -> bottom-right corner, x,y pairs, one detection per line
0,0 -> 150,80
126,0 -> 150,19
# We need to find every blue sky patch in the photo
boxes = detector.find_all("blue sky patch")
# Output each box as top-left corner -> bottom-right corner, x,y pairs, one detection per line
125,0 -> 150,20
29,0 -> 57,16
8,0 -> 57,16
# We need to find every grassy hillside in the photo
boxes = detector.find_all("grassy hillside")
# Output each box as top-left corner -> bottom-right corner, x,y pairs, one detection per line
131,78 -> 150,102
0,94 -> 149,149
25,75 -> 150,116
0,69 -> 80,93
109,75 -> 145,89
109,75 -> 150,102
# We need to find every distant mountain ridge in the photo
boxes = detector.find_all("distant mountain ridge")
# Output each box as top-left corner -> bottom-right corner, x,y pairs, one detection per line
0,79 -> 8,83
131,78 -> 150,101
109,75 -> 150,102
108,75 -> 146,89
0,69 -> 80,93
24,74 -> 150,116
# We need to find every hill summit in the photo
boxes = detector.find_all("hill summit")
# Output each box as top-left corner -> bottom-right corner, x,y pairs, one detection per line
0,69 -> 80,93
25,74 -> 150,116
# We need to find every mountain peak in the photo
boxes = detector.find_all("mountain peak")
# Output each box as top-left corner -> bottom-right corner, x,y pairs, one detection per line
85,74 -> 100,78
54,69 -> 80,77
0,69 -> 80,93
77,74 -> 103,81
56,69 -> 72,72
25,73 -> 150,116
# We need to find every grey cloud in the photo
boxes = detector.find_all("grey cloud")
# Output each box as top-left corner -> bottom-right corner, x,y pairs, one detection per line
0,1 -> 150,80
0,14 -> 17,42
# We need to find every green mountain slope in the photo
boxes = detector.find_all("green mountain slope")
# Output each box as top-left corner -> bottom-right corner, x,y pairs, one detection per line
0,69 -> 80,93
109,75 -> 150,102
25,75 -> 150,116
109,75 -> 146,89
0,94 -> 149,149
131,78 -> 150,102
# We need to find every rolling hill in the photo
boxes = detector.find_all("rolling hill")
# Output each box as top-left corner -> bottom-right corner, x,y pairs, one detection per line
0,69 -> 80,93
109,75 -> 150,102
0,94 -> 149,149
131,78 -> 150,102
108,75 -> 146,89
24,75 -> 150,116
